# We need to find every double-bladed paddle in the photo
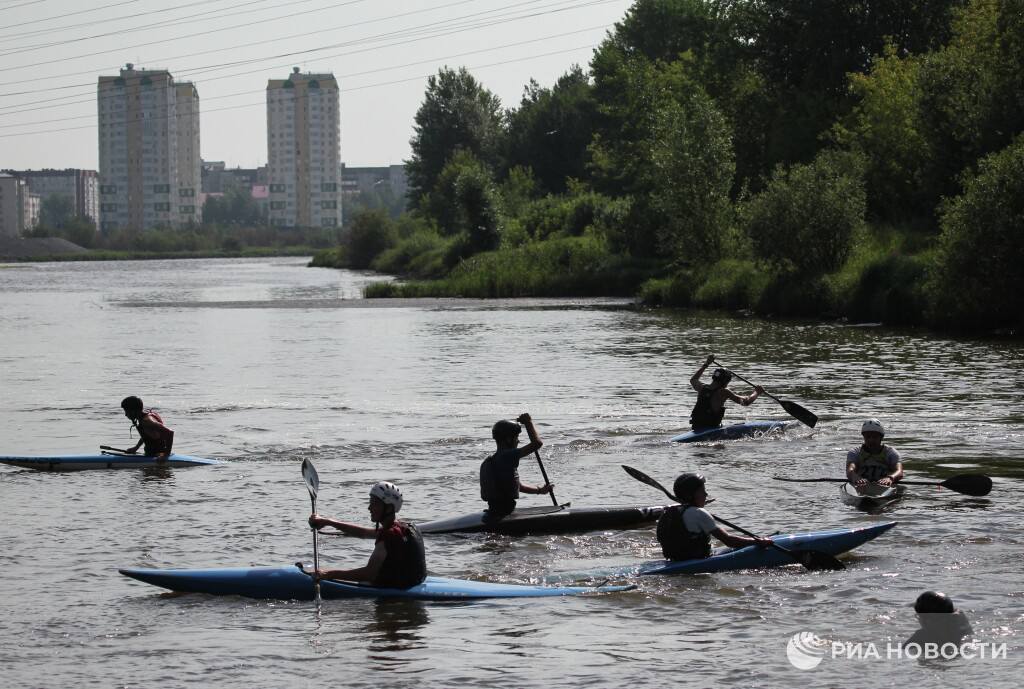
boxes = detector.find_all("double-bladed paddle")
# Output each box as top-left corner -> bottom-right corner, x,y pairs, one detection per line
772,474 -> 992,497
712,358 -> 818,428
621,465 -> 845,571
301,459 -> 322,603
100,445 -> 130,455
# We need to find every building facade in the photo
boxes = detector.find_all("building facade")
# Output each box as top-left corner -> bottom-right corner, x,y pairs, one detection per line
97,64 -> 201,231
0,173 -> 37,237
5,169 -> 100,224
266,68 -> 340,228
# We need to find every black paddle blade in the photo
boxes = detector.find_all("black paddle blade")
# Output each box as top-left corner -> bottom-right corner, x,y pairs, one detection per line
793,549 -> 846,571
621,465 -> 678,502
941,474 -> 992,497
780,400 -> 818,428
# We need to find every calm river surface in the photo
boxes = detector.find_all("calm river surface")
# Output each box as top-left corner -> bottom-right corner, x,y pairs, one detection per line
1,257 -> 1021,689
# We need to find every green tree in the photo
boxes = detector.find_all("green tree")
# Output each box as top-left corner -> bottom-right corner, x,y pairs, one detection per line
39,194 -> 74,229
741,149 -> 867,277
503,66 -> 598,194
649,92 -> 735,261
928,136 -> 1024,330
406,67 -> 504,207
345,208 -> 397,269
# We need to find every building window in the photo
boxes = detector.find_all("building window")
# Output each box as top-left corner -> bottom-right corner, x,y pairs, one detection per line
321,182 -> 336,192
321,200 -> 337,209
101,185 -> 117,194
154,202 -> 171,211
179,205 -> 195,213
101,203 -> 118,212
178,188 -> 195,197
321,217 -> 337,226
153,184 -> 170,193
270,201 -> 286,210
270,183 -> 286,193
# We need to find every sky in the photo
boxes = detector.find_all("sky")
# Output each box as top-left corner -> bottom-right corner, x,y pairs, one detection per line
0,0 -> 634,170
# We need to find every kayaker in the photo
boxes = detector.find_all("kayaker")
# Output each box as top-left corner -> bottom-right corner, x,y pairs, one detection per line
904,591 -> 973,649
846,418 -> 903,488
689,355 -> 764,430
480,413 -> 554,521
120,396 -> 174,459
656,473 -> 772,559
308,481 -> 427,589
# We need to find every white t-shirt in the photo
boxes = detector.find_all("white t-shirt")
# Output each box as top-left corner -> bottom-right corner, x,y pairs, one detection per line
681,506 -> 718,535
847,445 -> 901,482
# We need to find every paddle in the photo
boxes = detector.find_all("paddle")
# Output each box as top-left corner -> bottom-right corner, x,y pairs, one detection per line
772,474 -> 992,497
533,448 -> 560,507
300,459 -> 322,603
100,445 -> 130,454
712,358 -> 818,428
621,465 -> 845,571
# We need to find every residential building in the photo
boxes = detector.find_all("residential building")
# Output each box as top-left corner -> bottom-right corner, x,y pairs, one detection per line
201,160 -> 267,194
0,173 -> 35,237
266,67 -> 340,228
2,169 -> 100,224
339,163 -> 408,223
97,63 -> 201,231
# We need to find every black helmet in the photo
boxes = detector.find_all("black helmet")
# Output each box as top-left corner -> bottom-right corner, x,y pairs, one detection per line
673,472 -> 706,500
711,368 -> 732,385
914,591 -> 954,614
120,396 -> 143,413
491,419 -> 522,441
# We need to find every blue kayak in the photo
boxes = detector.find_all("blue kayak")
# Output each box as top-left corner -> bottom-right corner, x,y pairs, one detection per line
670,420 -> 790,443
120,564 -> 635,600
640,521 -> 896,574
0,453 -> 222,470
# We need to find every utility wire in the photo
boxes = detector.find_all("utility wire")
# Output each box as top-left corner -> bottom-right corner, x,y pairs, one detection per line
0,43 -> 598,139
0,0 -> 139,34
0,26 -> 605,129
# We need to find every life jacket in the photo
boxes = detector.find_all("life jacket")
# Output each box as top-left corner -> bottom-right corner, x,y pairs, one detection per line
374,522 -> 427,589
855,445 -> 893,482
689,385 -> 725,430
479,449 -> 520,503
656,505 -> 712,561
138,410 -> 172,456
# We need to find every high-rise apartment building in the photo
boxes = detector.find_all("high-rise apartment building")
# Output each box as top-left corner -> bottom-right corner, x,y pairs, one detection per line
97,64 -> 201,231
266,68 -> 340,228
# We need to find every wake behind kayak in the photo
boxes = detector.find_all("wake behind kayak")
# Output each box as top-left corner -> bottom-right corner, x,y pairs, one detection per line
671,420 -> 790,443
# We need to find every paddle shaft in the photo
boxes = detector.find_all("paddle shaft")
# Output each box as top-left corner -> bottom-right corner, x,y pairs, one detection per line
533,449 -> 559,507
301,459 -> 322,604
710,360 -> 780,403
771,473 -> 991,496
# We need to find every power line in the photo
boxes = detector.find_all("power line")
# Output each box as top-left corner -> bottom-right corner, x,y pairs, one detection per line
0,26 -> 605,130
0,42 -> 599,139
0,0 -> 140,34
0,0 -> 605,105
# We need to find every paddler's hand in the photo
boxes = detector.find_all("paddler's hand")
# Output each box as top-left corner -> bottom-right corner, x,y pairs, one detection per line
876,477 -> 893,487
124,448 -> 138,455
753,537 -> 773,549
705,355 -> 715,366
517,412 -> 532,424
308,514 -> 327,530
854,477 -> 868,487
540,483 -> 555,495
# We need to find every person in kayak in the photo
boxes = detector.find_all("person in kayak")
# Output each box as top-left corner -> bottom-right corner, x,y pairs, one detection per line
689,355 -> 764,430
308,481 -> 427,589
120,396 -> 174,459
846,418 -> 903,488
657,472 -> 772,559
480,413 -> 554,521
903,591 -> 973,649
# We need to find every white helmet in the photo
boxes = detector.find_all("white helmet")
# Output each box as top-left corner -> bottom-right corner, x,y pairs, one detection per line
861,418 -> 885,436
369,481 -> 403,512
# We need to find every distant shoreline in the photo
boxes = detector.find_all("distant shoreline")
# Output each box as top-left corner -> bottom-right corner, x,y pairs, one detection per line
0,237 -> 317,262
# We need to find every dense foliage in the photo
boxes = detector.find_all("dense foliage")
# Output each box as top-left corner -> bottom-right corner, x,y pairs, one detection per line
310,0 -> 1023,334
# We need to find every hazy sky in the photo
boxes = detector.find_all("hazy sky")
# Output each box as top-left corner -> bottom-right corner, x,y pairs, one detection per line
0,0 -> 633,170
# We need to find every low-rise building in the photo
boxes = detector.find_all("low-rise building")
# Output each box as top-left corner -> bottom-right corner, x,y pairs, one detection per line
2,168 -> 100,224
0,173 -> 39,237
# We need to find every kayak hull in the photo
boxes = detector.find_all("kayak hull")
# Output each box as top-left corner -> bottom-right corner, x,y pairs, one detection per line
840,483 -> 905,510
640,521 -> 897,575
120,565 -> 635,600
0,453 -> 221,470
671,420 -> 789,443
416,504 -> 668,535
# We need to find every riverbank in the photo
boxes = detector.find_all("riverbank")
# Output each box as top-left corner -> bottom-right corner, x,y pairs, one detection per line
1,239 -> 319,262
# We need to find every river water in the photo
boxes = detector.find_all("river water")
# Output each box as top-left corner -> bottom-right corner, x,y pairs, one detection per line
0,257 -> 1021,689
